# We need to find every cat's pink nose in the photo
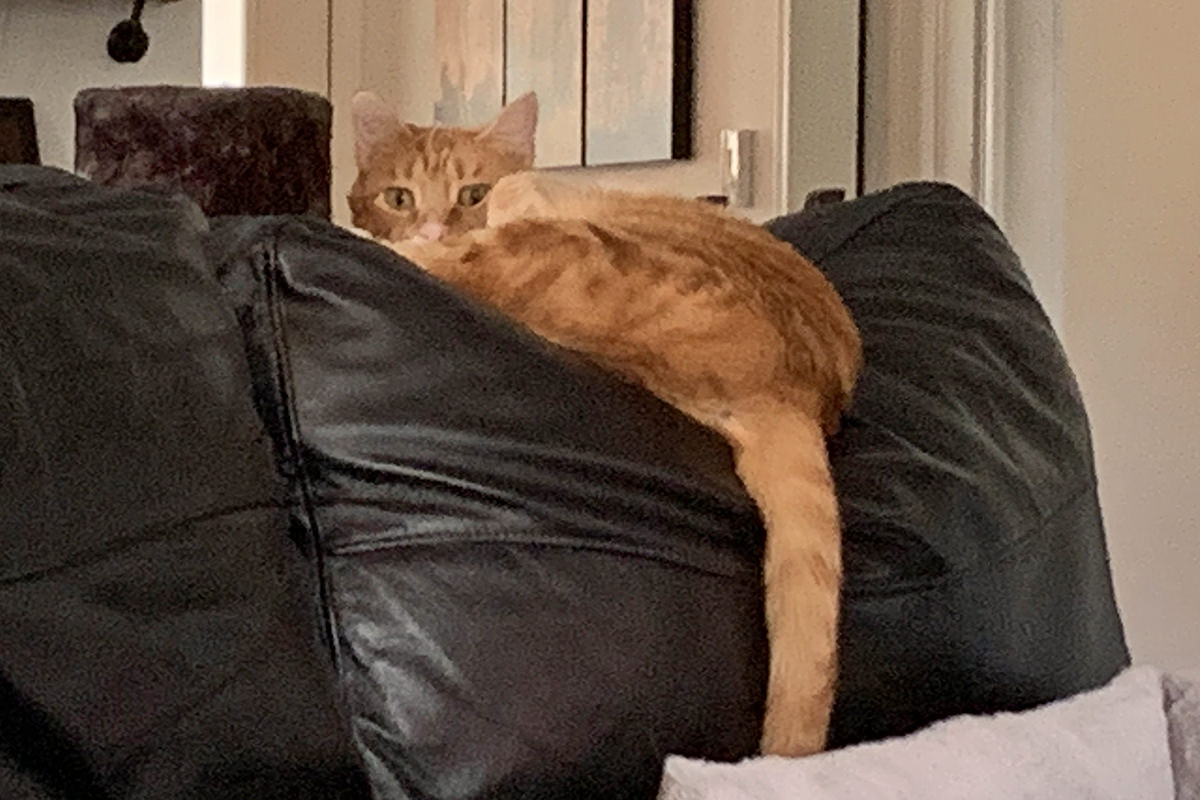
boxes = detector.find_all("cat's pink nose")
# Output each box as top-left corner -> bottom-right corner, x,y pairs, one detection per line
416,221 -> 448,241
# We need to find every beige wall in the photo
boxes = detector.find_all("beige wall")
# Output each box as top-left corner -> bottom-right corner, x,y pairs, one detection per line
244,0 -> 330,94
329,0 -> 807,225
0,0 -> 202,169
201,0 -> 329,93
1060,0 -> 1200,670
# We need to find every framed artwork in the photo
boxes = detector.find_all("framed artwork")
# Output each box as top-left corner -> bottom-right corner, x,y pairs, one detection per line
584,0 -> 692,165
434,0 -> 692,167
433,0 -> 504,126
504,0 -> 585,168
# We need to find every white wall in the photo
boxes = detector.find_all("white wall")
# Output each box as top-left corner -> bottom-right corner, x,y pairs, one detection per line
0,0 -> 202,169
1060,0 -> 1200,671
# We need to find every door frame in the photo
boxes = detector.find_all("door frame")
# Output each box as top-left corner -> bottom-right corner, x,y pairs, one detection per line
778,0 -> 863,211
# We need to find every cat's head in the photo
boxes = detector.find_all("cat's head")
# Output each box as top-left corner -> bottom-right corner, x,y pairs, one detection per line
348,91 -> 537,242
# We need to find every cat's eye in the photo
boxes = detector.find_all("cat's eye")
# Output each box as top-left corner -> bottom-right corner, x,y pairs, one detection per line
382,187 -> 415,211
457,183 -> 491,207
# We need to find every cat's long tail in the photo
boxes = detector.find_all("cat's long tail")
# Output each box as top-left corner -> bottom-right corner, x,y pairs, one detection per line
726,404 -> 842,757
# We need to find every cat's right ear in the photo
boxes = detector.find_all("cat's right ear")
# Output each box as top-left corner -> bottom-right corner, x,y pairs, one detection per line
478,92 -> 538,166
351,91 -> 406,168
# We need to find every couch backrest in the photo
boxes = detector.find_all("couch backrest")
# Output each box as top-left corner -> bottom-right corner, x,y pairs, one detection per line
0,166 -> 368,799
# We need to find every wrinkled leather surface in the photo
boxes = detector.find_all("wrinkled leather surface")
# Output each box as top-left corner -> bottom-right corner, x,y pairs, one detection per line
209,217 -> 769,799
767,184 -> 1130,743
1,166 -> 1129,800
0,167 -> 369,799
209,181 -> 1127,797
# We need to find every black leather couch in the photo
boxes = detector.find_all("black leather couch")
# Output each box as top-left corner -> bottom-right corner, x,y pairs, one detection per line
0,165 -> 1129,799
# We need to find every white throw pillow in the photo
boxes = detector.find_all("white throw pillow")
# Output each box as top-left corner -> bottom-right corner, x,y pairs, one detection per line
659,666 -> 1174,800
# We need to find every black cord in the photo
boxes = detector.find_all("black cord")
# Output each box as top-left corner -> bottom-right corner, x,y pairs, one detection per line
107,0 -> 150,63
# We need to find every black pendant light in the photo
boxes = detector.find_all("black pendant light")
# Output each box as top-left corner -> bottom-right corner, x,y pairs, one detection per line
107,0 -> 150,64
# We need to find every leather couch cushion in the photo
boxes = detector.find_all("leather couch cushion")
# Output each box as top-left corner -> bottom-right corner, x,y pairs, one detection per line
210,182 -> 1128,798
767,183 -> 1129,744
0,166 -> 368,799
210,217 -> 768,800
1,163 -> 1127,799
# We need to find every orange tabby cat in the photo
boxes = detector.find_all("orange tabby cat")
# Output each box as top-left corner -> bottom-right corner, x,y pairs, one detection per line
348,91 -> 538,241
389,171 -> 862,757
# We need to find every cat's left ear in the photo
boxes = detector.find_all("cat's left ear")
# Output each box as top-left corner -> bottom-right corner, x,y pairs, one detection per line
351,91 -> 407,168
478,92 -> 538,166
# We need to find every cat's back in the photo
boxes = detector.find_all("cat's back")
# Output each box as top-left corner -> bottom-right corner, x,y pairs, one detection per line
584,193 -> 825,287
495,187 -> 862,426
594,192 -> 862,429
579,194 -> 852,333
